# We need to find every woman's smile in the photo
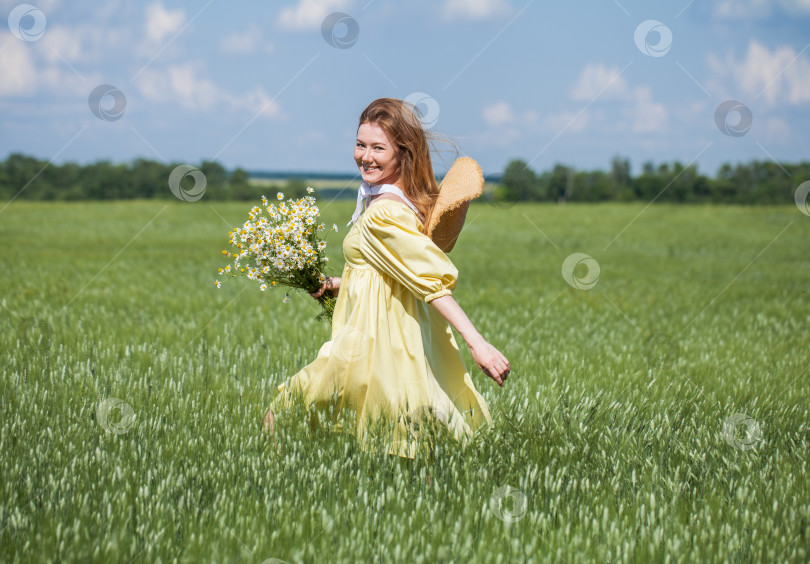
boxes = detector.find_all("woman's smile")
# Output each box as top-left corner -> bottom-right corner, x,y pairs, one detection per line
355,122 -> 400,186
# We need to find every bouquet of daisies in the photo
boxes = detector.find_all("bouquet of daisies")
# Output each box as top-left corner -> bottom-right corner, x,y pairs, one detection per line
216,188 -> 338,323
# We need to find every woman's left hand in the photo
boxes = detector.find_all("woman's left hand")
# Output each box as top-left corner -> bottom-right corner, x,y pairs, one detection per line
310,276 -> 341,299
470,340 -> 510,387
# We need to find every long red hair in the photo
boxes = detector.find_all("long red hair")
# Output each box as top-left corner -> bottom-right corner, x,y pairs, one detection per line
358,98 -> 440,229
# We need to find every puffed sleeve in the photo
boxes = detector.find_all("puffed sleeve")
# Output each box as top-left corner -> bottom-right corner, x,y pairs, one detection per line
359,200 -> 458,303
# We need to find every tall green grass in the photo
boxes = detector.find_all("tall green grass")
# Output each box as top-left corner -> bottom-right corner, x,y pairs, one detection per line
1,200 -> 808,563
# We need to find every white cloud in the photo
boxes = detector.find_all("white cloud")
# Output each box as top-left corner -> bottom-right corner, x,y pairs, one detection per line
39,22 -> 128,65
278,0 -> 353,31
708,40 -> 810,106
626,86 -> 668,133
482,101 -> 514,126
0,33 -> 38,96
714,0 -> 810,18
442,0 -> 510,20
219,25 -> 272,55
167,64 -> 218,110
145,2 -> 185,44
542,110 -> 590,134
40,26 -> 83,63
569,63 -> 668,133
136,63 -> 282,118
0,31 -> 90,98
714,0 -> 772,18
571,63 -> 632,102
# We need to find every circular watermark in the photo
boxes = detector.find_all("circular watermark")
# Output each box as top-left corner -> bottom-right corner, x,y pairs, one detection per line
644,333 -> 679,371
714,100 -> 753,137
634,20 -> 672,58
8,4 -> 46,42
722,413 -> 762,451
168,165 -> 207,202
333,328 -> 369,364
490,185 -> 518,209
321,12 -> 359,49
794,181 -> 810,216
406,404 -> 449,437
489,485 -> 527,523
17,317 -> 51,356
404,92 -> 440,129
96,398 -> 136,435
88,84 -> 127,122
561,253 -> 600,290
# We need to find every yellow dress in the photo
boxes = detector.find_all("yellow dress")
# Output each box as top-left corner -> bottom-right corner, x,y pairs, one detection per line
270,198 -> 492,459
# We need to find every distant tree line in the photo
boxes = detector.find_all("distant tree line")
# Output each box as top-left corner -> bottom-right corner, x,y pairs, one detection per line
1,152 -> 807,205
0,153 -> 310,202
494,157 -> 809,205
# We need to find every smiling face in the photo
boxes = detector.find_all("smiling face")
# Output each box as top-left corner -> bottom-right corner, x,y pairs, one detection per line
354,122 -> 401,186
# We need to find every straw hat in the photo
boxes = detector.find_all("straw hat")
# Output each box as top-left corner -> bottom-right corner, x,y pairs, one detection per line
425,156 -> 484,252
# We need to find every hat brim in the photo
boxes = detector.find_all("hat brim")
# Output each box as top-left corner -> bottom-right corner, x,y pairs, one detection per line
426,157 -> 484,252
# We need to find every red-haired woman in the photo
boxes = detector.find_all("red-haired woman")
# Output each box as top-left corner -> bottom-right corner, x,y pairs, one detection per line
264,98 -> 509,460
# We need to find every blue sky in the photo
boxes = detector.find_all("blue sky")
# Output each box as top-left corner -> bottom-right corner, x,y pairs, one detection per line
1,0 -> 809,177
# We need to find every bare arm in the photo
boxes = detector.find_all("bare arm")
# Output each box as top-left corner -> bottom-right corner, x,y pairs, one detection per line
430,294 -> 510,387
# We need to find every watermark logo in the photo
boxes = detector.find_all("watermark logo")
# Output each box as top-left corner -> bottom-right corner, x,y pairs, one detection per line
8,4 -> 46,41
794,181 -> 810,216
333,328 -> 369,364
321,12 -> 359,49
634,20 -> 672,58
17,317 -> 51,356
168,165 -> 207,202
722,413 -> 762,451
644,333 -> 679,371
489,485 -> 527,523
404,92 -> 440,129
490,186 -> 518,209
88,84 -> 127,122
714,100 -> 753,137
561,253 -> 600,290
406,404 -> 449,437
96,398 -> 136,435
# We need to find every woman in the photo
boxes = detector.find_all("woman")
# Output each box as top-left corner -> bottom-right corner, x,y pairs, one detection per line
263,98 -> 510,459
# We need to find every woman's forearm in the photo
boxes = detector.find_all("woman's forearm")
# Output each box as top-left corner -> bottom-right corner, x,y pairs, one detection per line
430,294 -> 511,386
429,294 -> 485,350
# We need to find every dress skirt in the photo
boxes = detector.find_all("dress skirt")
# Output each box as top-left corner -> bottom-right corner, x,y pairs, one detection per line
270,199 -> 492,459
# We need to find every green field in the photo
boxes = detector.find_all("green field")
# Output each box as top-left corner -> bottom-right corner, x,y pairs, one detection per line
1,200 -> 808,563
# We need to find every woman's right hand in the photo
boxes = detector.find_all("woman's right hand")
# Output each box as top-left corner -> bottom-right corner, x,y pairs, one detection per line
310,276 -> 341,299
470,340 -> 510,387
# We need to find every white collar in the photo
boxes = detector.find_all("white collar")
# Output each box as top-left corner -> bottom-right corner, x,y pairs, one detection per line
347,182 -> 421,226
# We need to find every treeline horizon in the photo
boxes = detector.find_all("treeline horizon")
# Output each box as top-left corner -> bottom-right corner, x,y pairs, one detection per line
497,157 -> 809,205
1,152 -> 807,205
